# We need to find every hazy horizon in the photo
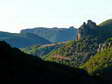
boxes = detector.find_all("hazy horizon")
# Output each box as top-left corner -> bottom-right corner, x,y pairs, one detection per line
0,0 -> 112,33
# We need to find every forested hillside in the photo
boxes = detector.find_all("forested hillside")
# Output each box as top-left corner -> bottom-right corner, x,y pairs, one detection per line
42,20 -> 112,68
0,41 -> 99,84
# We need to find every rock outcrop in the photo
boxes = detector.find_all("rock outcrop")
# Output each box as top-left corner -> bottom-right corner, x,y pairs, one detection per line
97,38 -> 112,52
77,20 -> 98,40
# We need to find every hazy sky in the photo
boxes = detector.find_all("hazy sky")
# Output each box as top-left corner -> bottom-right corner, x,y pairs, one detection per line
0,0 -> 112,33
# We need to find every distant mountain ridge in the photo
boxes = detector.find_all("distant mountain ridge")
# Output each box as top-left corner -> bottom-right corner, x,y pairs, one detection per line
0,26 -> 77,48
0,31 -> 51,48
21,26 -> 77,42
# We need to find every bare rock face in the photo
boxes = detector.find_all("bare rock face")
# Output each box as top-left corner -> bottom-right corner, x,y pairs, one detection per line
77,20 -> 98,40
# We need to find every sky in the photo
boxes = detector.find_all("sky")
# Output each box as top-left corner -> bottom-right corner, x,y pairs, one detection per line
0,0 -> 112,33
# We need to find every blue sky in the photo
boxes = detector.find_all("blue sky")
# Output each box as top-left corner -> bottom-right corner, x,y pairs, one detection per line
0,0 -> 112,32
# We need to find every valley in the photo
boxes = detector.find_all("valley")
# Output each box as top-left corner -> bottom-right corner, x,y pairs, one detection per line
0,19 -> 112,83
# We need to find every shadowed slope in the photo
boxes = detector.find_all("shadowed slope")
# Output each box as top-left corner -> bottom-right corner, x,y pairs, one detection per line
0,41 -> 98,84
